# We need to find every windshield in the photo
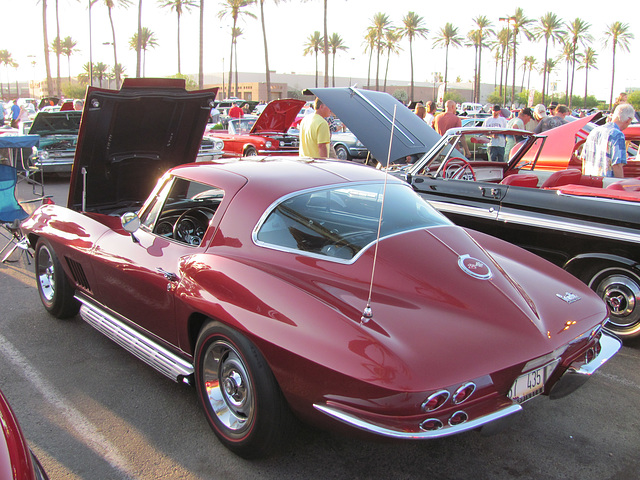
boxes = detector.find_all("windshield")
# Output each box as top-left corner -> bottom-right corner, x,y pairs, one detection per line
255,183 -> 451,261
228,118 -> 257,134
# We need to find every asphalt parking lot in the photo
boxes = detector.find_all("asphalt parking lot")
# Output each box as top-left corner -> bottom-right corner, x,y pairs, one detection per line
1,175 -> 638,480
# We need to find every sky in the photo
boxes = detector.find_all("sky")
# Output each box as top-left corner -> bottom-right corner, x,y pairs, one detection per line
1,0 -> 638,102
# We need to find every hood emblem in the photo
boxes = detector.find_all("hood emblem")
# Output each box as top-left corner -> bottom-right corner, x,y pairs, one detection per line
556,292 -> 581,304
458,255 -> 492,280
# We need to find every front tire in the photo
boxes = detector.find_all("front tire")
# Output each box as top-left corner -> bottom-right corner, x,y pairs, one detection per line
34,239 -> 80,319
244,146 -> 257,157
194,322 -> 294,458
582,264 -> 640,340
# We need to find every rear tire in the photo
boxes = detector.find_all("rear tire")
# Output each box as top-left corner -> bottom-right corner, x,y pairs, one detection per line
194,321 -> 294,458
34,239 -> 80,319
581,263 -> 640,340
334,145 -> 350,161
244,146 -> 257,157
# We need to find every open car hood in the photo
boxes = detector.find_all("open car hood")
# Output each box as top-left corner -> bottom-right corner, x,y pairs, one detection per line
250,98 -> 305,134
29,111 -> 82,135
68,78 -> 217,213
308,87 -> 441,165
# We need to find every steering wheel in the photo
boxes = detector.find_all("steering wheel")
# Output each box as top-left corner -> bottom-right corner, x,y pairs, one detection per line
173,208 -> 210,246
441,157 -> 476,181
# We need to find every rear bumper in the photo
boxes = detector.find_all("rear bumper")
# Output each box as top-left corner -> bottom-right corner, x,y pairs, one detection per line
549,331 -> 621,399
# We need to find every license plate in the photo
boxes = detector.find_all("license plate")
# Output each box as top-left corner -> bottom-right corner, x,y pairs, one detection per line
508,361 -> 559,404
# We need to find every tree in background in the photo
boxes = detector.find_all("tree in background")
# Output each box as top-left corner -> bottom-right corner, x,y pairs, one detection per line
432,22 -> 463,99
61,37 -> 79,84
566,18 -> 592,108
327,33 -> 348,87
103,0 -> 133,89
218,0 -> 256,98
578,47 -> 598,109
508,8 -> 534,106
159,0 -> 197,75
382,29 -> 402,91
303,31 -> 324,88
603,21 -> 634,109
533,12 -> 565,104
370,12 -> 392,91
399,11 -> 428,103
129,28 -> 158,77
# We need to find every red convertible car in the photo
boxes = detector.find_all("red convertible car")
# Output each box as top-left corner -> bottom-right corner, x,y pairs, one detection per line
205,99 -> 304,158
22,81 -> 620,458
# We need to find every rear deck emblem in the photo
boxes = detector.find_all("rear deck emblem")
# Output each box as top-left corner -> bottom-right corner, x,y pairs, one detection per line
556,292 -> 581,304
458,255 -> 492,280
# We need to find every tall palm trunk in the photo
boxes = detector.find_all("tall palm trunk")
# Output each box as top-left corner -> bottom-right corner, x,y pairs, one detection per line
609,42 -> 617,109
234,38 -> 239,97
228,18 -> 237,99
366,49 -> 372,90
176,11 -> 182,74
259,0 -> 271,101
584,67 -> 589,109
409,38 -> 414,101
55,0 -> 61,96
541,40 -> 549,104
443,44 -> 449,97
198,0 -> 203,88
108,8 -> 120,88
323,0 -> 328,87
137,0 -> 142,77
42,0 -> 53,95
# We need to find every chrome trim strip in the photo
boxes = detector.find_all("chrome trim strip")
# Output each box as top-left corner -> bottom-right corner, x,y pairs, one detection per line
428,200 -> 499,220
498,210 -> 640,244
428,198 -> 640,244
76,295 -> 194,383
313,403 -> 522,439
571,332 -> 621,376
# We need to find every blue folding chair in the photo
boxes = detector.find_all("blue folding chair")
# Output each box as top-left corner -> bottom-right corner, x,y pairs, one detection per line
0,163 -> 42,263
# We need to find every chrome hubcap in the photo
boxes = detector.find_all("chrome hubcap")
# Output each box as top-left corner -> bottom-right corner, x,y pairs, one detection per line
591,271 -> 640,334
203,340 -> 254,436
37,247 -> 55,302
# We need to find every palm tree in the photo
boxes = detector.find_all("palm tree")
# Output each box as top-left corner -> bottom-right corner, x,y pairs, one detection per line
467,30 -> 481,103
399,11 -> 428,102
218,0 -> 256,99
159,0 -> 197,75
258,0 -> 286,102
93,62 -> 108,88
493,27 -> 511,102
303,31 -> 324,88
542,57 -> 558,97
383,29 -> 402,91
508,8 -> 534,106
370,12 -> 392,91
129,28 -> 158,77
533,12 -> 566,104
61,37 -> 79,84
566,18 -> 592,108
53,0 -> 62,96
37,0 -> 54,95
471,15 -> 493,104
559,40 -> 575,104
521,55 -> 537,94
51,37 -> 64,90
432,22 -> 463,98
363,28 -> 376,90
103,0 -> 132,89
578,47 -> 598,108
198,0 -> 203,87
327,33 -> 348,87
604,21 -> 634,109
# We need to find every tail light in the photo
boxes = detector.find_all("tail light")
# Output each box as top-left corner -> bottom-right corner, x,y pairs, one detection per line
453,382 -> 476,404
422,390 -> 450,412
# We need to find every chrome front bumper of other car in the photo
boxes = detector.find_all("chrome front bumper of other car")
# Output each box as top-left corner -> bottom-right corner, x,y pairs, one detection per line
314,331 -> 621,439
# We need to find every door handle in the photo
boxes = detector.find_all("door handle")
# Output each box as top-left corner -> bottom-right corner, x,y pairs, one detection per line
156,268 -> 179,282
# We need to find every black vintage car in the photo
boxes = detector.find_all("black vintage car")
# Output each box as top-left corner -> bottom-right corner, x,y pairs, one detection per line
311,87 -> 640,341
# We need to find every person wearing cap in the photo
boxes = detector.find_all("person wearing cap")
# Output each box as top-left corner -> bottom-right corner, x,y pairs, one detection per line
526,104 -> 546,133
505,108 -> 533,157
581,103 -> 635,178
548,101 -> 558,116
483,104 -> 507,162
534,104 -> 570,133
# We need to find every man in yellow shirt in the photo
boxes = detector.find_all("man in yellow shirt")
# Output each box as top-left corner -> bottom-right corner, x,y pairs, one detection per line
299,98 -> 332,158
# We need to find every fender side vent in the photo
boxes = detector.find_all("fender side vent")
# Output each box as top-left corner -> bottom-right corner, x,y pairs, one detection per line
65,257 -> 91,292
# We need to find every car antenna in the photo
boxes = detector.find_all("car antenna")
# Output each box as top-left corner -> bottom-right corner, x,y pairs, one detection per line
361,105 -> 397,325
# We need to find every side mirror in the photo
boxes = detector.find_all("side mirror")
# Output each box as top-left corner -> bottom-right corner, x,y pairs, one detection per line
121,212 -> 141,233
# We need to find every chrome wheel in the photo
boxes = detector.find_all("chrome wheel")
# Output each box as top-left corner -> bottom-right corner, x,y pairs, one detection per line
36,243 -> 56,303
202,340 -> 255,437
335,145 -> 349,161
588,267 -> 640,339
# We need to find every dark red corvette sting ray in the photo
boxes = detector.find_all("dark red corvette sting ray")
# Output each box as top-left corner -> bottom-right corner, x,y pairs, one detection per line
21,80 -> 620,458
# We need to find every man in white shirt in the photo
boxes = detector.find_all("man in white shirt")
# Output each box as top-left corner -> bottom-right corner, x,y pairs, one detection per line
483,104 -> 507,162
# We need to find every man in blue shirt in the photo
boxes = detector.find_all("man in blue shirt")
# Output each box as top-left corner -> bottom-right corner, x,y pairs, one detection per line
10,100 -> 20,128
582,104 -> 635,178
